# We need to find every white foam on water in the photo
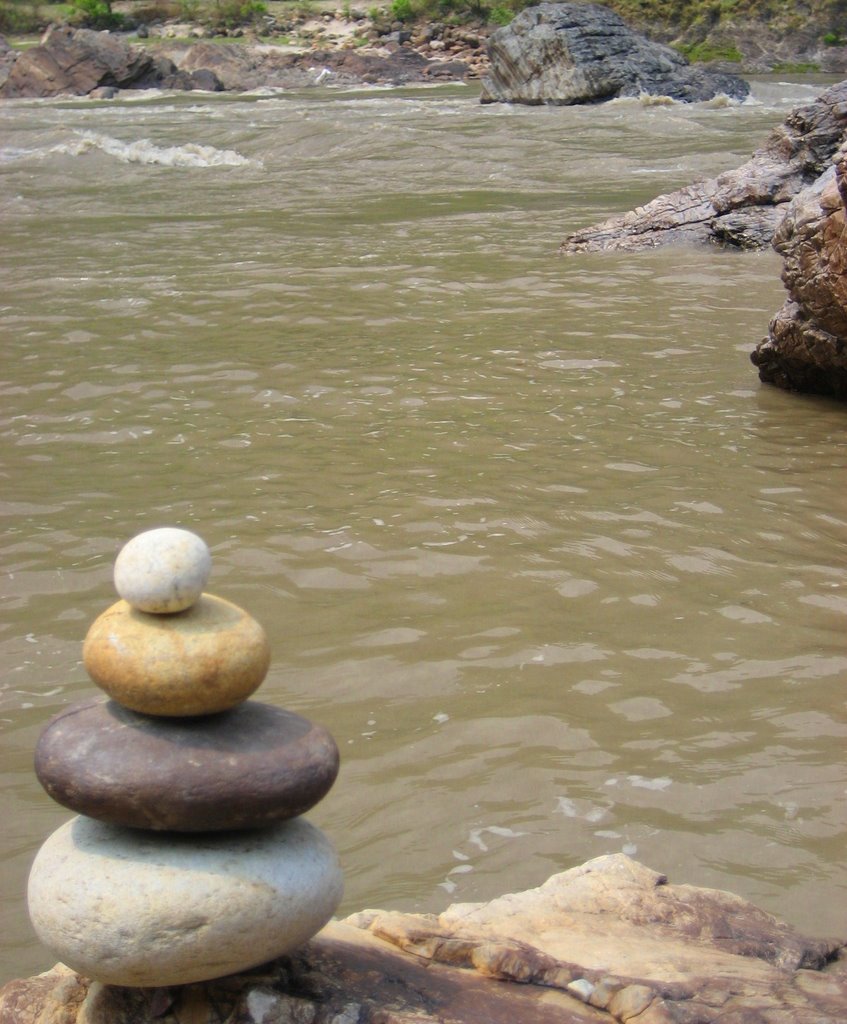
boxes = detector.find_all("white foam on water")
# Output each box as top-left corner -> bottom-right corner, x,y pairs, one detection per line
555,796 -> 608,822
53,130 -> 258,168
637,92 -> 679,107
702,92 -> 742,108
0,146 -> 41,164
627,775 -> 673,791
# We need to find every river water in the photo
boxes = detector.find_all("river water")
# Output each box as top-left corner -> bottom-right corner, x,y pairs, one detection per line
2,75 -> 846,981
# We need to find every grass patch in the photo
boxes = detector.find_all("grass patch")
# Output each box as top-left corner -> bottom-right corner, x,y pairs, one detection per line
69,0 -> 125,28
675,40 -> 743,61
771,60 -> 821,71
2,0 -> 842,46
0,0 -> 51,32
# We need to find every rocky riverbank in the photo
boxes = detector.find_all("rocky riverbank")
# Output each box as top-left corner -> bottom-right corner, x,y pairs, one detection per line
2,0 -> 847,99
558,76 -> 847,400
0,22 -> 481,96
0,5 -> 490,98
560,80 -> 847,254
2,853 -> 846,1024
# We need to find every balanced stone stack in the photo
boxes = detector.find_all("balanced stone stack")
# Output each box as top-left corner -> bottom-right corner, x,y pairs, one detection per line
27,528 -> 342,988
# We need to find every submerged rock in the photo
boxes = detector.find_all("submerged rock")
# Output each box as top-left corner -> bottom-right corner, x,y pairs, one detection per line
560,79 -> 847,253
480,3 -> 749,106
4,853 -> 846,1022
751,146 -> 847,398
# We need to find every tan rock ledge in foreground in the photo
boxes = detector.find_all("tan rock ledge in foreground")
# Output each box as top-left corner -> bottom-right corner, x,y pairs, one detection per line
2,853 -> 846,1024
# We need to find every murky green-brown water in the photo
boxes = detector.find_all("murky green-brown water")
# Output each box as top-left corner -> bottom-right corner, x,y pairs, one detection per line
2,76 -> 846,981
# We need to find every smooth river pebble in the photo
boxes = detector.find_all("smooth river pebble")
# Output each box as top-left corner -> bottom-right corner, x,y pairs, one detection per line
35,698 -> 340,831
28,815 -> 343,987
83,594 -> 270,716
113,527 -> 212,613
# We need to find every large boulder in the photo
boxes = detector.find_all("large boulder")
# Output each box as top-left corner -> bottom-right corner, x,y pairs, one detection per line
560,79 -> 847,252
0,24 -> 218,98
480,3 -> 749,106
750,146 -> 847,398
2,854 -> 846,1023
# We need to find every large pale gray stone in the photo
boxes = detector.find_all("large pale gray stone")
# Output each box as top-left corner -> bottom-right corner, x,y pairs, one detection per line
27,816 -> 343,987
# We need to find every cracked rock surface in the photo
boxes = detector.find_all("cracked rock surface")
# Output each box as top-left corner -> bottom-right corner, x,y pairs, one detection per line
3,853 -> 846,1024
751,144 -> 847,397
559,79 -> 847,253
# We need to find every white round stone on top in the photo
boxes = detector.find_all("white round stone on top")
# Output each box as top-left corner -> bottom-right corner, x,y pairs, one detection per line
114,527 -> 212,614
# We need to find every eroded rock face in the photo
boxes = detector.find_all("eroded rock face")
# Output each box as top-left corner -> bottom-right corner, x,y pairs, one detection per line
480,3 -> 749,106
560,79 -> 847,253
3,854 -> 846,1023
0,26 -> 467,99
0,24 -> 207,98
751,148 -> 847,398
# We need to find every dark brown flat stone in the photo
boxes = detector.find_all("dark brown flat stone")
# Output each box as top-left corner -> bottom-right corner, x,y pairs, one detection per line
34,698 -> 339,832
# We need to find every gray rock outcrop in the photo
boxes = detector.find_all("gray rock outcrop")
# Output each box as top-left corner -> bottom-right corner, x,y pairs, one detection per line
2,854 -> 846,1023
751,146 -> 847,398
560,79 -> 847,253
480,3 -> 749,106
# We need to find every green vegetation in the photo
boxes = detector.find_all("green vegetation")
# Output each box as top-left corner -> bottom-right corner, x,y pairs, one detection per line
0,0 -> 843,66
675,40 -> 743,62
388,0 -> 411,19
0,1 -> 45,32
0,0 -> 126,31
388,0 -> 495,23
382,0 -> 846,37
69,0 -> 124,27
203,0 -> 266,29
488,3 -> 514,24
130,0 -> 268,27
772,60 -> 822,71
0,0 -> 264,34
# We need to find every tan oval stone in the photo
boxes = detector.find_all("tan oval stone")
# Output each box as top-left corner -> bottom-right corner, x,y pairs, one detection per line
83,594 -> 271,717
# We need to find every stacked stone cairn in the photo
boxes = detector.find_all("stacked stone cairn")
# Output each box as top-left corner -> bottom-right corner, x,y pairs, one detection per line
27,527 -> 343,988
